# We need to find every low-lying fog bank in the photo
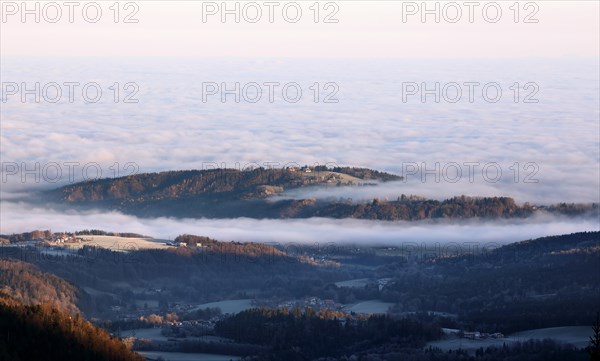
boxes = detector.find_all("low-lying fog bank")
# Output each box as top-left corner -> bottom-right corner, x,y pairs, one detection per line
1,201 -> 598,246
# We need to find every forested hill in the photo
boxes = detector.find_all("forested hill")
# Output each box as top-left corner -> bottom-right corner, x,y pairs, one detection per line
0,259 -> 86,314
48,166 -> 400,203
44,167 -> 598,220
0,260 -> 143,360
0,296 -> 144,361
382,231 -> 600,334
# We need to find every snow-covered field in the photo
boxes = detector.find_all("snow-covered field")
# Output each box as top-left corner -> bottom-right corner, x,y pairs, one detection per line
122,328 -> 231,344
344,300 -> 395,314
121,328 -> 168,342
334,278 -> 369,288
511,326 -> 593,349
75,236 -> 170,251
137,351 -> 241,361
192,299 -> 254,314
428,326 -> 593,352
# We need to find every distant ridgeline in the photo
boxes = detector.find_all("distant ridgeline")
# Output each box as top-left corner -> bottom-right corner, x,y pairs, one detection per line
44,166 -> 598,220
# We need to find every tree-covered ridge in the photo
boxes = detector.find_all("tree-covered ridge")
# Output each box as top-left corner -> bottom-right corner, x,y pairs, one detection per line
214,309 -> 589,361
44,167 -> 598,220
0,259 -> 83,314
214,307 -> 442,359
480,231 -> 600,260
50,166 -> 400,203
382,232 -> 600,334
316,195 -> 534,220
173,234 -> 289,258
0,296 -> 144,361
325,166 -> 401,182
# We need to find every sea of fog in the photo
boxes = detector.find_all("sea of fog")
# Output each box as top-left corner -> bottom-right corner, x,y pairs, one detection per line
0,57 -> 598,238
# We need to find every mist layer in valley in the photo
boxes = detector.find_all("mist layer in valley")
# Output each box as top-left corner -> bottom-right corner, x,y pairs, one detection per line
1,199 -> 598,245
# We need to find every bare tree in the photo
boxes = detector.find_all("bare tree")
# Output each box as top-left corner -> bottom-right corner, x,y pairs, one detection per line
588,312 -> 600,361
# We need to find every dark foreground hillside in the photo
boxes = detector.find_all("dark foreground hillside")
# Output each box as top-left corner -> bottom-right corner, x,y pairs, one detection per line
0,296 -> 143,361
0,231 -> 597,360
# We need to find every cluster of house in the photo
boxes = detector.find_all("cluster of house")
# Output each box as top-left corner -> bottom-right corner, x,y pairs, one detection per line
165,240 -> 203,247
285,166 -> 359,187
112,301 -> 202,322
274,297 -> 341,311
288,166 -> 313,173
45,234 -> 83,244
462,331 -> 505,339
159,316 -> 230,339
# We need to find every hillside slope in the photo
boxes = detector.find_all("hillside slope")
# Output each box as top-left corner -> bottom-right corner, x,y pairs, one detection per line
0,259 -> 85,314
0,296 -> 144,361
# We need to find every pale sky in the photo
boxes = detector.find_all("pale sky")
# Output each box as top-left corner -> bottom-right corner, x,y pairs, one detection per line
1,1 -> 598,58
